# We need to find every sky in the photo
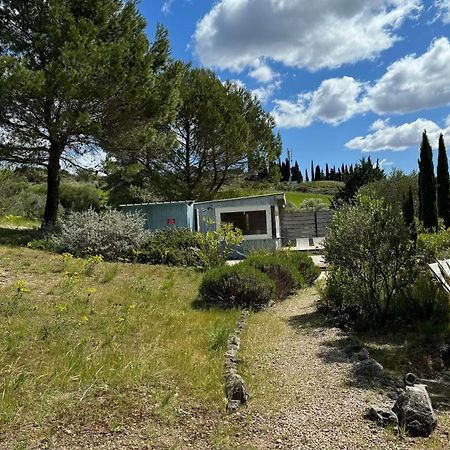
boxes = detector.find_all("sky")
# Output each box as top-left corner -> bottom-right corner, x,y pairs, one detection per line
139,0 -> 450,174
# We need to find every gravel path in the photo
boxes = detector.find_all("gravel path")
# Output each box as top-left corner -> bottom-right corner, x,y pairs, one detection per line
226,287 -> 450,450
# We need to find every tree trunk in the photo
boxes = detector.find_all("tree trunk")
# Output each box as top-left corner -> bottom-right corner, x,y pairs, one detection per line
42,143 -> 62,230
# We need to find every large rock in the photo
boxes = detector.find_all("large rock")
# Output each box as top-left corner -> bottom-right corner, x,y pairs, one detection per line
393,384 -> 437,437
354,358 -> 384,379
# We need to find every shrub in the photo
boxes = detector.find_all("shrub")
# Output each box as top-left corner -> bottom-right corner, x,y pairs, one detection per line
359,170 -> 418,213
392,275 -> 450,327
136,223 -> 243,269
324,196 -> 416,326
198,264 -> 275,309
51,209 -> 147,260
298,198 -> 329,211
318,267 -> 365,327
282,251 -> 320,285
136,228 -> 202,267
60,182 -> 105,212
195,222 -> 244,270
244,254 -> 302,299
417,229 -> 450,262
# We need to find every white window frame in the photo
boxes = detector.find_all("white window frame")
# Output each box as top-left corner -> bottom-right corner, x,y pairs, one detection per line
215,205 -> 272,240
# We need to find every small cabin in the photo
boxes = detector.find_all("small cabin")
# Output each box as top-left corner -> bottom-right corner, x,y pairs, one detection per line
121,193 -> 286,256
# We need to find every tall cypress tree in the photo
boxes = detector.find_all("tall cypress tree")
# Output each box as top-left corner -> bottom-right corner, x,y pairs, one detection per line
403,186 -> 417,243
285,157 -> 291,182
418,131 -> 438,229
305,169 -> 309,182
437,134 -> 450,228
311,161 -> 315,182
315,164 -> 321,181
291,161 -> 301,182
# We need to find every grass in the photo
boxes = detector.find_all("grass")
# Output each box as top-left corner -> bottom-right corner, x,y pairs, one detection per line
0,215 -> 40,229
285,191 -> 332,207
213,180 -> 340,205
0,243 -> 240,443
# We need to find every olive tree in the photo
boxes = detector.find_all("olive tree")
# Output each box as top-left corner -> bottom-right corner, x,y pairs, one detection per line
324,196 -> 416,325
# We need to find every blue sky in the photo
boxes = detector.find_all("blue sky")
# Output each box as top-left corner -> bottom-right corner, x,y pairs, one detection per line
139,1 -> 450,174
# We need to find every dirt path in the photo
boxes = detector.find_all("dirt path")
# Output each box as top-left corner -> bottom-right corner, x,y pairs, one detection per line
225,287 -> 450,450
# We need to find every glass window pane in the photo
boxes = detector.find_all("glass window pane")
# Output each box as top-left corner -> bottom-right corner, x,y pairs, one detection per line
220,210 -> 267,235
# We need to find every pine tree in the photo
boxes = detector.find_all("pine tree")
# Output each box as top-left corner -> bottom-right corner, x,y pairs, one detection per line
437,134 -> 450,228
402,186 -> 417,243
418,131 -> 438,229
0,1 -> 179,227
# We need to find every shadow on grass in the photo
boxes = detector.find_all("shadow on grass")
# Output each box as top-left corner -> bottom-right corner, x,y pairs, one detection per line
0,227 -> 42,247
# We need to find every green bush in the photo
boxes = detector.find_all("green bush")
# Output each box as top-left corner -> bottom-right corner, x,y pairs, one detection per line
136,223 -> 243,269
243,251 -> 319,300
198,264 -> 275,309
417,230 -> 450,262
359,170 -> 418,213
195,222 -> 244,270
60,182 -> 105,212
244,254 -> 302,299
324,196 -> 416,326
136,228 -> 202,267
282,251 -> 320,285
318,267 -> 365,327
392,275 -> 450,327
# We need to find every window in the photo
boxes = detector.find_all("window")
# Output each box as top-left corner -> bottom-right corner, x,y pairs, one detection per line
220,210 -> 267,236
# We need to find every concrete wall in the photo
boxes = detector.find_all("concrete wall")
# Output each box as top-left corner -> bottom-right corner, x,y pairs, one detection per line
280,210 -> 334,244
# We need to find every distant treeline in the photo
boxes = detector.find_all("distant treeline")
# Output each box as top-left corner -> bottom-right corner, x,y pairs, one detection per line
278,157 -> 367,183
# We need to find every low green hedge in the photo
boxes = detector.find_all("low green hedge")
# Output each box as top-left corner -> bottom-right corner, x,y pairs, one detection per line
198,264 -> 275,309
135,228 -> 202,267
243,254 -> 303,300
198,251 -> 320,309
283,251 -> 321,285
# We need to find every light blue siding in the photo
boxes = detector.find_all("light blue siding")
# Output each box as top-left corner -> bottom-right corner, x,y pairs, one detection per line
121,201 -> 194,231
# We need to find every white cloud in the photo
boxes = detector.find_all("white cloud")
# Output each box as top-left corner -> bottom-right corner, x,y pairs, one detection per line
378,158 -> 394,168
272,76 -> 366,128
345,117 -> 450,152
251,81 -> 281,104
161,0 -> 175,15
249,62 -> 278,84
272,37 -> 450,128
194,0 -> 420,72
435,0 -> 450,23
367,37 -> 450,114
